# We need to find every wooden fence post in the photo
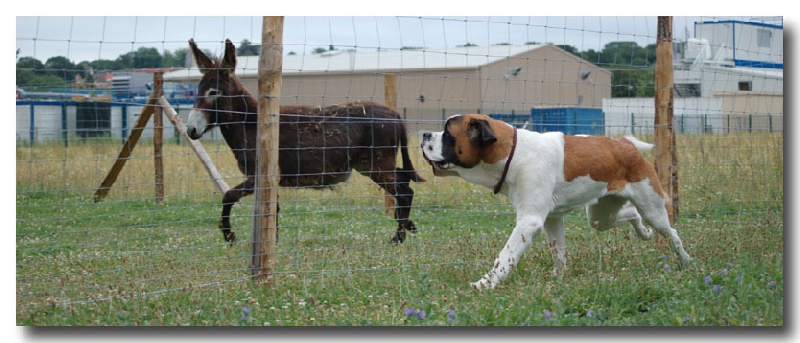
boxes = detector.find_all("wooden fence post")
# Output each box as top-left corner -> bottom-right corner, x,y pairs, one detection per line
153,71 -> 165,204
655,16 -> 679,223
159,96 -> 230,194
93,95 -> 157,202
250,16 -> 283,285
382,74 -> 398,217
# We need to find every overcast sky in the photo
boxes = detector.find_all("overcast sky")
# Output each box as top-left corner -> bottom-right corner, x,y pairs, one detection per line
16,15 -> 772,65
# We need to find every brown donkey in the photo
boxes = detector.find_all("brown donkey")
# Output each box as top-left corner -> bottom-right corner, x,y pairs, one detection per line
186,39 -> 424,244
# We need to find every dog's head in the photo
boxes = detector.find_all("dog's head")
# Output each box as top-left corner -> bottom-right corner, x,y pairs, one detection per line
420,114 -> 513,176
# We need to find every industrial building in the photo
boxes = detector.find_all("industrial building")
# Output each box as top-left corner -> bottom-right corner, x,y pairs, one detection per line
164,44 -> 611,132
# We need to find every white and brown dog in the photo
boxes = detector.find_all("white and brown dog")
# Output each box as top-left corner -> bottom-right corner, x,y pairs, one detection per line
421,114 -> 692,290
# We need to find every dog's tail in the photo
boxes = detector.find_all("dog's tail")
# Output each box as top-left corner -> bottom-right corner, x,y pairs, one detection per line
624,136 -> 654,153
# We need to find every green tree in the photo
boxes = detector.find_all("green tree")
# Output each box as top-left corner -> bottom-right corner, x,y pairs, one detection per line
116,51 -> 136,69
17,56 -> 44,87
162,48 -> 189,67
89,59 -> 125,71
132,47 -> 162,68
16,56 -> 46,75
555,44 -> 580,56
237,39 -> 260,56
16,68 -> 37,87
595,42 -> 656,98
44,56 -> 77,82
579,49 -> 601,64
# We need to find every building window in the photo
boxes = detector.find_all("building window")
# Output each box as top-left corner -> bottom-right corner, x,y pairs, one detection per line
738,81 -> 752,91
675,83 -> 701,97
757,29 -> 772,48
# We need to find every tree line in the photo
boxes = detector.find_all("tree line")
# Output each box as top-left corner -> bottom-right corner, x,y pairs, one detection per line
16,39 -> 655,97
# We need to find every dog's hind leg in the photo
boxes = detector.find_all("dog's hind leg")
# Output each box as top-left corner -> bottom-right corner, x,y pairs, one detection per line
618,202 -> 654,240
587,196 -> 654,240
628,183 -> 692,268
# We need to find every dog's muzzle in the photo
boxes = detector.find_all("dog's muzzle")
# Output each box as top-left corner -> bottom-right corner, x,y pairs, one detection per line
421,132 -> 459,177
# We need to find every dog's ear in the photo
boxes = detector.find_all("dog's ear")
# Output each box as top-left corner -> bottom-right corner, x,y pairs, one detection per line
468,119 -> 498,147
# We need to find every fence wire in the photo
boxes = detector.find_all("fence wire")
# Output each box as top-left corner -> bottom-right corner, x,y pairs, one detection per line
16,16 -> 783,325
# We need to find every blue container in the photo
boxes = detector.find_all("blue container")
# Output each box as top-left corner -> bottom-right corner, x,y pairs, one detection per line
531,107 -> 604,135
487,113 -> 530,129
490,108 -> 605,135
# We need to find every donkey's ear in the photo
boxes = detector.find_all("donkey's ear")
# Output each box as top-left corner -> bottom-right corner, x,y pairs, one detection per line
221,39 -> 237,71
189,39 -> 214,73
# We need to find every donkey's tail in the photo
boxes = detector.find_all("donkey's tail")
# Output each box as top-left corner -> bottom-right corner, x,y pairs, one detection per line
398,127 -> 426,183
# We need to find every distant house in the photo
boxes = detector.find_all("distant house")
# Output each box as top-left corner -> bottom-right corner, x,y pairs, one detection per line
110,70 -> 154,99
106,68 -> 185,100
93,71 -> 114,89
164,44 -> 611,130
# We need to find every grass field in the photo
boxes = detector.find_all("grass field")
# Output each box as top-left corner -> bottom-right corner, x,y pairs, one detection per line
16,133 -> 783,326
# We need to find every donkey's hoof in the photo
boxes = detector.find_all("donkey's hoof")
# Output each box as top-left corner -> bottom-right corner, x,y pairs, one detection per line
390,231 -> 406,244
223,231 -> 237,244
407,220 -> 418,233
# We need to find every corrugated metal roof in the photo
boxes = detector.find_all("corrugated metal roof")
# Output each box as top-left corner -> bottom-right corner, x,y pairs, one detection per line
164,44 -> 545,81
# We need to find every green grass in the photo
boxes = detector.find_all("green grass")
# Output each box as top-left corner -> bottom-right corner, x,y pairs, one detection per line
16,133 -> 783,326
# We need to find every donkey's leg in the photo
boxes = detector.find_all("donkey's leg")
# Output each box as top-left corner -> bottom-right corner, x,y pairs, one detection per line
357,167 -> 413,244
219,178 -> 255,244
395,168 -> 418,233
379,173 -> 416,244
392,180 -> 416,244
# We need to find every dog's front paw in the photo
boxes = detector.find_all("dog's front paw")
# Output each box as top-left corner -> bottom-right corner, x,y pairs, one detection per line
470,274 -> 497,291
677,256 -> 692,270
551,264 -> 567,279
471,280 -> 491,291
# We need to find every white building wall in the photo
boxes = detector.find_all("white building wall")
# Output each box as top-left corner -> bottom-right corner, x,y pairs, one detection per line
695,21 -> 783,67
603,97 -> 724,135
16,102 -> 200,144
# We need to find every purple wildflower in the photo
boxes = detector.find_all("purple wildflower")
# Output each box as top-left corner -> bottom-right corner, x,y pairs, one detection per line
682,316 -> 691,324
661,254 -> 667,260
704,276 -> 712,284
663,263 -> 670,270
447,310 -> 456,322
712,285 -> 722,292
404,307 -> 426,319
721,269 -> 728,275
586,310 -> 593,318
769,281 -> 776,288
736,275 -> 743,283
241,307 -> 251,321
544,310 -> 553,319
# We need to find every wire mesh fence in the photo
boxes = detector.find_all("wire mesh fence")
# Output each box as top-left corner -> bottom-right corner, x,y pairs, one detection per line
16,16 -> 783,326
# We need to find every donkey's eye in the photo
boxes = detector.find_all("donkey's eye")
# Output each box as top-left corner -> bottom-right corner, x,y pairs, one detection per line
205,89 -> 221,99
